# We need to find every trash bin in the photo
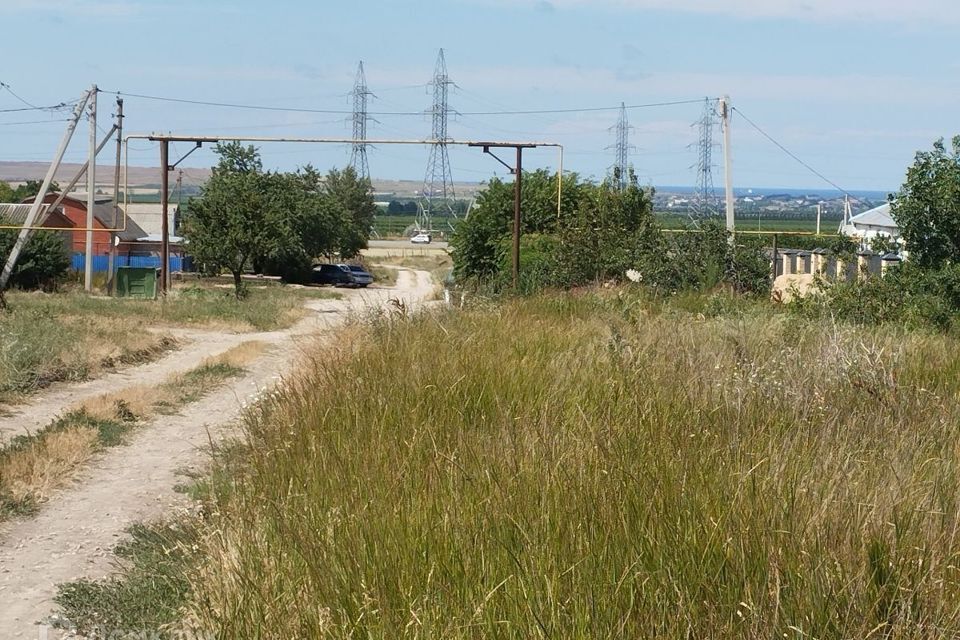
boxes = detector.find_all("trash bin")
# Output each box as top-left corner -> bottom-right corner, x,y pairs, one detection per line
115,266 -> 159,299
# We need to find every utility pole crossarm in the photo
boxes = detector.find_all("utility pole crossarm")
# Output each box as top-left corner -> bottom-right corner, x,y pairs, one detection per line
468,142 -> 538,289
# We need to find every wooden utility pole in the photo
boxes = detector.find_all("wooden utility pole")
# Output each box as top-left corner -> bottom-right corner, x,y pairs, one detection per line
719,95 -> 735,241
84,85 -> 97,292
0,89 -> 92,295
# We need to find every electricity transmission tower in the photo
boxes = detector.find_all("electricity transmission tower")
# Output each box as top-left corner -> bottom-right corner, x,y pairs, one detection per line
608,102 -> 634,190
419,49 -> 457,232
690,98 -> 720,222
349,61 -> 375,182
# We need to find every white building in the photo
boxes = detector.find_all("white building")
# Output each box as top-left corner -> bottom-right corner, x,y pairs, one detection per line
840,202 -> 900,242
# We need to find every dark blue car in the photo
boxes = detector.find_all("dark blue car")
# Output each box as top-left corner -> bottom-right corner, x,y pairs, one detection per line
311,264 -> 355,287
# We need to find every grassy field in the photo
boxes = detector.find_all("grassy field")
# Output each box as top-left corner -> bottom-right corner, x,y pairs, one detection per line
373,214 -> 462,238
655,212 -> 840,235
373,253 -> 453,284
0,342 -> 263,520
62,290 -> 960,637
0,284 -> 336,405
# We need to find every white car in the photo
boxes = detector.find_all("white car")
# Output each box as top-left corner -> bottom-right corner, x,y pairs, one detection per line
411,232 -> 432,244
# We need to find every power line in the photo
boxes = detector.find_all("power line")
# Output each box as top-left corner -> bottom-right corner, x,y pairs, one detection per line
0,82 -> 77,113
103,89 -> 707,118
0,118 -> 70,127
732,106 -> 868,205
607,102 -> 634,190
459,99 -> 707,115
0,103 -> 76,114
0,81 -> 40,109
349,61 -> 375,181
420,49 -> 457,232
690,98 -> 719,221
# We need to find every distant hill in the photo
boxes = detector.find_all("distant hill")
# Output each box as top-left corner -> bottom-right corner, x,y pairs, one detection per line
0,161 -> 211,188
0,161 -> 484,199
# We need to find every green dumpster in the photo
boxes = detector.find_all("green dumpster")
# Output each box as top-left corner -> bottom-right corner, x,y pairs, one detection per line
115,266 -> 159,299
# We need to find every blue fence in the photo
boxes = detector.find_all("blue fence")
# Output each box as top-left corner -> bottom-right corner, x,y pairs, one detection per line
70,254 -> 191,272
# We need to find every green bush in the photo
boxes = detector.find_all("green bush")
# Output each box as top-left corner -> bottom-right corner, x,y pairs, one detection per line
495,233 -> 561,294
259,249 -> 313,285
452,176 -> 772,298
791,263 -> 960,331
0,229 -> 69,291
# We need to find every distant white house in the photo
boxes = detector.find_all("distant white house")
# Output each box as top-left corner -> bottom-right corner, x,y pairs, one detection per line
840,202 -> 900,241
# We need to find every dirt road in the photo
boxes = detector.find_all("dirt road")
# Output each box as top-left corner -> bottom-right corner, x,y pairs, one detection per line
0,269 -> 435,639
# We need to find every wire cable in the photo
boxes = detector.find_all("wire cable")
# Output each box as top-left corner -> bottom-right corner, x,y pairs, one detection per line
732,106 -> 869,204
0,118 -> 70,127
0,81 -> 41,109
0,103 -> 76,114
0,82 -> 77,113
460,99 -> 707,116
104,89 -> 708,118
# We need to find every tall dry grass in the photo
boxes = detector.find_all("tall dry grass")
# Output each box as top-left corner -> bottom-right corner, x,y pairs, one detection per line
187,292 -> 960,638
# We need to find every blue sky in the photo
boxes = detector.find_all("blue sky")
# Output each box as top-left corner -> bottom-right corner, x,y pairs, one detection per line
2,0 -> 959,192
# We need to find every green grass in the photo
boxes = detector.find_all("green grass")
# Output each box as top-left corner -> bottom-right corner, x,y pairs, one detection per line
151,290 -> 960,638
656,212 -> 839,234
152,361 -> 245,414
0,302 -> 178,404
373,214 -> 462,238
0,408 -> 137,518
0,283 -> 334,404
54,521 -> 201,638
366,264 -> 399,287
0,355 -> 247,520
375,253 -> 453,284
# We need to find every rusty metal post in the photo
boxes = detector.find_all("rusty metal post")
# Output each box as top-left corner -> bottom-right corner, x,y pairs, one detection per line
513,146 -> 522,289
160,139 -> 170,295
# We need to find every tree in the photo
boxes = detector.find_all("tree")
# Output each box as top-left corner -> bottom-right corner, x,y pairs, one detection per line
323,166 -> 376,259
12,180 -> 60,201
0,181 -> 70,295
892,137 -> 960,269
0,229 -> 69,291
451,170 -> 581,282
257,166 -> 340,283
553,174 -> 659,286
183,143 -> 287,298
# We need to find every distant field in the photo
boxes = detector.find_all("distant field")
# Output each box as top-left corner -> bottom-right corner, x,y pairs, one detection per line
372,214 -> 461,238
0,283 -> 336,405
655,212 -> 842,235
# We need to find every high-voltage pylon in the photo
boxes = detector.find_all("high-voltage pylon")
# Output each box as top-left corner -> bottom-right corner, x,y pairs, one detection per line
419,49 -> 457,232
608,102 -> 634,190
690,97 -> 720,222
349,61 -> 375,182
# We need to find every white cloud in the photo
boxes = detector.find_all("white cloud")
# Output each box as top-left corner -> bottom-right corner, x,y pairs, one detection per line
369,62 -> 960,108
493,0 -> 960,24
